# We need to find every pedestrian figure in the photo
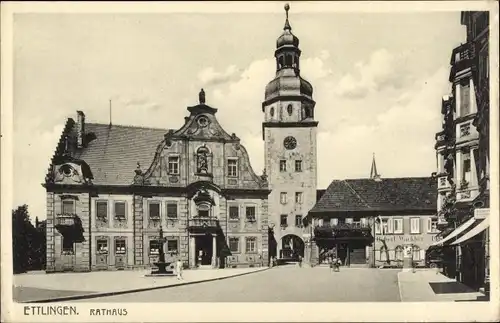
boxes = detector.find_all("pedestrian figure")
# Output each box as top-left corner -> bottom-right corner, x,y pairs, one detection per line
298,255 -> 302,268
176,258 -> 183,280
329,257 -> 335,273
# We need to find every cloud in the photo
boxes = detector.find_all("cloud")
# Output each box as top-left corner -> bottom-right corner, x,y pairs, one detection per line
13,122 -> 65,220
335,48 -> 412,99
205,51 -> 448,188
197,65 -> 239,86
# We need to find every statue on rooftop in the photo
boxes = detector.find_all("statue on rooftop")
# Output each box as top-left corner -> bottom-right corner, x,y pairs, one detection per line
199,88 -> 206,104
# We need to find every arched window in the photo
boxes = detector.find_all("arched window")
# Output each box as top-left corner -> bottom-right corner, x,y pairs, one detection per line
285,54 -> 292,66
287,104 -> 293,116
270,107 -> 274,117
395,246 -> 403,261
278,56 -> 284,69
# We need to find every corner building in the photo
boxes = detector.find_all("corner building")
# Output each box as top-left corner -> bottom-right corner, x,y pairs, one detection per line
44,95 -> 270,272
262,6 -> 318,261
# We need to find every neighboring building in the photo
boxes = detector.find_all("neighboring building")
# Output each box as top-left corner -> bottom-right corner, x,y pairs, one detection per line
307,156 -> 438,267
431,11 -> 490,293
263,4 -> 318,261
44,91 -> 270,272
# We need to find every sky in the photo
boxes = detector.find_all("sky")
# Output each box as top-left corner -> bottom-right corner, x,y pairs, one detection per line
12,7 -> 466,219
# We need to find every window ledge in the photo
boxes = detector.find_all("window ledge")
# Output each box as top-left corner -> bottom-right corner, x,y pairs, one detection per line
228,219 -> 240,222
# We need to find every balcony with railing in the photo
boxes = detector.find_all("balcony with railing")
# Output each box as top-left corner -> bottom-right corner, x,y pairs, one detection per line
314,222 -> 373,242
437,174 -> 452,192
456,120 -> 479,145
449,42 -> 475,81
187,216 -> 220,233
55,213 -> 77,227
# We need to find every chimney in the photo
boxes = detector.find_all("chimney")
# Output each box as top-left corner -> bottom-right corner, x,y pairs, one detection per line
76,111 -> 85,148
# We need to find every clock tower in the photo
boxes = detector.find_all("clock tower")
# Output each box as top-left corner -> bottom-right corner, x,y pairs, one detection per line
262,4 -> 318,262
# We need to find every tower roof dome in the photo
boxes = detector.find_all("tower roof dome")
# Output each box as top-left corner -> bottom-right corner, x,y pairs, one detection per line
276,3 -> 299,48
265,70 -> 313,101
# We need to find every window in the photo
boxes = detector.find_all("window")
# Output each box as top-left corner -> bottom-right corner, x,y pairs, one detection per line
114,202 -> 126,220
294,160 -> 303,173
229,206 -> 239,220
427,217 -> 438,233
246,237 -> 257,253
97,239 -> 108,254
280,214 -> 288,227
62,237 -> 74,254
345,218 -> 353,224
270,107 -> 275,117
166,203 -> 178,219
410,218 -> 420,234
459,83 -> 470,116
330,218 -> 338,226
62,200 -> 75,214
149,240 -> 161,255
395,246 -> 403,261
229,237 -> 239,253
463,152 -> 471,184
393,218 -> 403,234
115,239 -> 126,254
412,246 -> 421,261
227,159 -> 238,177
280,192 -> 287,204
245,206 -> 256,222
279,160 -> 287,172
167,239 -> 178,254
168,156 -> 179,175
295,192 -> 303,204
96,201 -> 108,222
379,247 -> 387,261
295,215 -> 303,227
198,209 -> 209,217
149,202 -> 161,220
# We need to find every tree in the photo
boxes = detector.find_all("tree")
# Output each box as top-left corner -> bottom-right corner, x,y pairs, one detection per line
12,205 -> 46,273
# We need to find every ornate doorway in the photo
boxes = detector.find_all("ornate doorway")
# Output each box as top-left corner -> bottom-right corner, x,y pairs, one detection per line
195,234 -> 214,266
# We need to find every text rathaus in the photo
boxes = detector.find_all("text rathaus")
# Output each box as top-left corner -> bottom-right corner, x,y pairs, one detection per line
44,6 -> 319,272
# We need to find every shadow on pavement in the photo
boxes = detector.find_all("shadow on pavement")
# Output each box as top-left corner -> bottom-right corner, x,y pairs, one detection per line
13,286 -> 95,303
428,281 -> 475,294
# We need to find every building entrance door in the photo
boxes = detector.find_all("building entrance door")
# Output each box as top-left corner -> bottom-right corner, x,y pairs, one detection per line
195,234 -> 213,266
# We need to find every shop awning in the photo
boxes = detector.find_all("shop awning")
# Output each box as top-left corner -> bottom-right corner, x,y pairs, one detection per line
430,217 -> 476,246
451,217 -> 489,245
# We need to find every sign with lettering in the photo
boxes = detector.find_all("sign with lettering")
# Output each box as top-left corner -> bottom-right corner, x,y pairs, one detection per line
376,235 -> 424,243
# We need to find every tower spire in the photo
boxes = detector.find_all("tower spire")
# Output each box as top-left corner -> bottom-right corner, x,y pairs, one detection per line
284,3 -> 291,30
370,153 -> 381,181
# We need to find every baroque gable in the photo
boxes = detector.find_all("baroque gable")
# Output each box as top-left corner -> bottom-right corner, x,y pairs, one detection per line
137,97 -> 268,191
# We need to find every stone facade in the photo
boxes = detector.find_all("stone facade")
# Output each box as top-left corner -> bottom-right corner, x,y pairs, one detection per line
45,96 -> 270,272
262,7 -> 318,261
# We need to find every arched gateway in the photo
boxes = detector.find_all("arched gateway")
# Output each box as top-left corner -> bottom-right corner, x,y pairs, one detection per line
280,234 -> 305,261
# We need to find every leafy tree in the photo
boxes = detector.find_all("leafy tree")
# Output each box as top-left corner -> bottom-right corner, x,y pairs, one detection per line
12,205 -> 46,273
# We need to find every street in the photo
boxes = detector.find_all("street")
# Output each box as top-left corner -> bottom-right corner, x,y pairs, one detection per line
74,266 -> 401,302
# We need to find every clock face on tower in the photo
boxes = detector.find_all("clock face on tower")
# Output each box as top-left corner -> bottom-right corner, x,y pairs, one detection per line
283,136 -> 297,150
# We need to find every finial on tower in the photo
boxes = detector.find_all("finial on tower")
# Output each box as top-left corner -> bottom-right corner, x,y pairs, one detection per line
284,3 -> 291,30
199,88 -> 206,104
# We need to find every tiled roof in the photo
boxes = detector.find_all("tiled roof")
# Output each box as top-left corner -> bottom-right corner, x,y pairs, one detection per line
310,177 -> 437,213
72,123 -> 168,185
